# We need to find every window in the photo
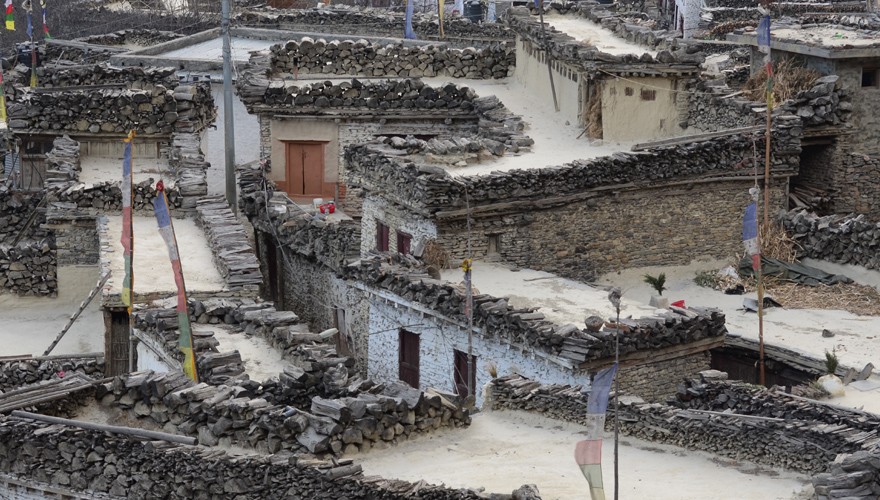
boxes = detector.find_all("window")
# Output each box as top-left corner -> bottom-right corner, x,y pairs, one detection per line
640,89 -> 657,101
862,68 -> 878,87
454,349 -> 477,398
487,234 -> 501,256
624,87 -> 634,97
396,231 -> 412,255
376,221 -> 390,252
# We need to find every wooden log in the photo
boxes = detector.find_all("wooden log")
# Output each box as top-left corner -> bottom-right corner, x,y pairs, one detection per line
11,410 -> 197,445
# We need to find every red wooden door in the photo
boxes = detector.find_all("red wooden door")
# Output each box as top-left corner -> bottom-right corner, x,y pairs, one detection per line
399,330 -> 420,389
285,142 -> 324,198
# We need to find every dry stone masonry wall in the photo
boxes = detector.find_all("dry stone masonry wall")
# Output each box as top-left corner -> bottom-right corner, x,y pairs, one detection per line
270,37 -> 514,80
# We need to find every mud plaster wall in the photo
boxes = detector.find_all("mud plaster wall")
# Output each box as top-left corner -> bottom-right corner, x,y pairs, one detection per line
364,291 -> 587,407
514,36 -> 581,128
438,181 -> 788,282
601,77 -> 685,142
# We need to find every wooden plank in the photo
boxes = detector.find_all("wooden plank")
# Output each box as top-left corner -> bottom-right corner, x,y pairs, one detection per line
577,336 -> 725,371
11,410 -> 197,445
631,126 -> 764,151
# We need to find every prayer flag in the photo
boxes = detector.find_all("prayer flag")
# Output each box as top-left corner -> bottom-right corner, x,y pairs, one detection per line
39,0 -> 47,38
120,131 -> 135,311
22,0 -> 31,37
743,202 -> 760,271
575,363 -> 618,500
4,0 -> 12,30
153,181 -> 199,382
404,0 -> 416,40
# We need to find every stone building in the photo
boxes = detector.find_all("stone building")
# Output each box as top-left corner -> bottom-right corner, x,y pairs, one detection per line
729,19 -> 880,217
235,6 -> 811,402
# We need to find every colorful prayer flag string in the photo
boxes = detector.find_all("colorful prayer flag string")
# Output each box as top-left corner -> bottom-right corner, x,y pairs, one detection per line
4,0 -> 13,30
120,131 -> 135,312
40,0 -> 48,38
153,181 -> 199,383
575,363 -> 618,500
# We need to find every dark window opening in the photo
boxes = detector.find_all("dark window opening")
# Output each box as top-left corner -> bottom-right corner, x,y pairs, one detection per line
376,221 -> 390,252
640,89 -> 657,101
487,234 -> 501,256
454,349 -> 477,398
397,231 -> 412,255
624,87 -> 634,97
862,68 -> 878,87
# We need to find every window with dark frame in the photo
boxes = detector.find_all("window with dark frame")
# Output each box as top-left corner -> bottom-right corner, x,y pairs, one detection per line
640,89 -> 657,101
624,87 -> 634,97
487,234 -> 501,256
862,68 -> 878,88
396,231 -> 412,255
376,221 -> 390,252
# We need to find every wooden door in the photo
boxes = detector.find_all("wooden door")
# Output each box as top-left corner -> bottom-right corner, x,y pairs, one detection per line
454,349 -> 477,398
104,309 -> 131,376
399,330 -> 420,389
285,142 -> 325,199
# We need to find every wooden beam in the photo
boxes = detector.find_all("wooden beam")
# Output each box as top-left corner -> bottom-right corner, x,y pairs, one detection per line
577,335 -> 725,371
11,410 -> 198,445
632,126 -> 764,151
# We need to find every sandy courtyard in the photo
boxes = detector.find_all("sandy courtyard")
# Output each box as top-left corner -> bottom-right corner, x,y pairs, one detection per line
357,409 -> 810,500
0,266 -> 105,356
104,215 -> 225,295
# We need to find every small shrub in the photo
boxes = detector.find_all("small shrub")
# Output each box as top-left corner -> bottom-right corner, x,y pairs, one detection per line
643,273 -> 667,296
825,350 -> 839,375
694,270 -> 720,289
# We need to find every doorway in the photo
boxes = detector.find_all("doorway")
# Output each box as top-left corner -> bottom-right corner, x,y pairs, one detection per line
284,141 -> 325,200
399,329 -> 420,389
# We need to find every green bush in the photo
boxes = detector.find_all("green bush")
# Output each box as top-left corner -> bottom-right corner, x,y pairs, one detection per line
643,273 -> 667,296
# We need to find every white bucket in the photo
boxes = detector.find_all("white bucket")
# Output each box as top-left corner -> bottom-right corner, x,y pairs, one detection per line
313,198 -> 323,209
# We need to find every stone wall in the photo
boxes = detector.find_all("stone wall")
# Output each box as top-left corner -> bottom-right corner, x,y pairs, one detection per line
0,238 -> 56,296
360,193 -> 437,256
346,257 -> 728,366
813,449 -> 880,500
0,186 -> 42,245
7,83 -> 215,136
616,351 -> 710,402
269,37 -> 515,80
45,213 -> 98,266
489,373 -> 880,475
0,415 -> 492,499
784,209 -> 880,269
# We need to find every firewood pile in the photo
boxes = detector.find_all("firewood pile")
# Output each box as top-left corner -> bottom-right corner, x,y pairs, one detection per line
270,37 -> 514,80
783,209 -> 880,270
6,83 -> 215,135
490,373 -> 880,475
0,356 -> 104,392
0,414 -> 495,499
194,196 -> 263,292
235,6 -> 513,41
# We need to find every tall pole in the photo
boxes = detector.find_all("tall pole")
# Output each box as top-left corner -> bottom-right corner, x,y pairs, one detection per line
763,103 -> 772,226
755,190 -> 766,385
537,1 -> 559,112
609,288 -> 621,500
221,0 -> 237,215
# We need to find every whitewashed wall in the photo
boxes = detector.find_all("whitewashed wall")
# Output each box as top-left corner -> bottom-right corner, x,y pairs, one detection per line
364,289 -> 589,407
136,342 -> 173,373
360,194 -> 438,256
